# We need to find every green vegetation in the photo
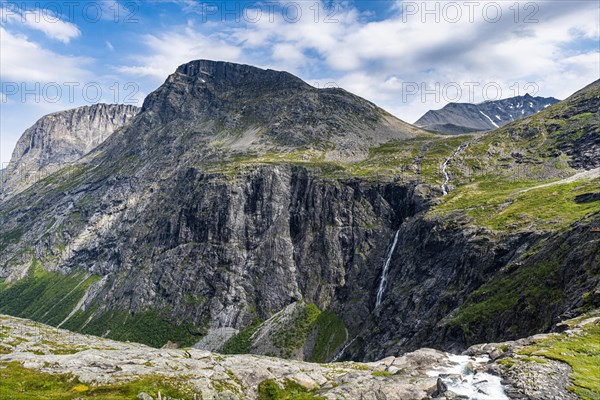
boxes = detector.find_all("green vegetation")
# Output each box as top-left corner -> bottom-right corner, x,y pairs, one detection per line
0,228 -> 23,252
449,252 -> 565,339
203,134 -> 475,184
371,371 -> 394,377
257,379 -> 326,400
497,357 -> 548,367
434,177 -> 600,232
518,322 -> 600,399
271,303 -> 321,359
309,311 -> 347,363
496,358 -> 516,368
62,307 -> 205,348
0,259 -> 204,349
220,306 -> 347,361
220,318 -> 264,354
0,361 -> 194,399
0,261 -> 99,327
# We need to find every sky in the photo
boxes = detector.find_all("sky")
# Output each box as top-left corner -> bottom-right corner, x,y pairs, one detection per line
0,0 -> 599,166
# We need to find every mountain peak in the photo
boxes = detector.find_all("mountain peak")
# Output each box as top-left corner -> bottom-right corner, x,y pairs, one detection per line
173,59 -> 307,88
0,103 -> 140,199
138,60 -> 422,152
415,94 -> 560,134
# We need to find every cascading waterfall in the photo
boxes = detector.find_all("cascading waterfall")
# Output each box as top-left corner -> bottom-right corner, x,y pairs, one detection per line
375,230 -> 400,307
441,143 -> 468,196
331,337 -> 357,362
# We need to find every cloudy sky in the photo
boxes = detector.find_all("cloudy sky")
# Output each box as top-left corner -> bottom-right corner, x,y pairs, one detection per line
0,0 -> 598,165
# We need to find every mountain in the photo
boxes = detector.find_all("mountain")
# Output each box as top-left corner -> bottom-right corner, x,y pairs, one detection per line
0,58 -> 597,389
136,60 -> 422,157
415,94 -> 560,134
0,103 -> 139,199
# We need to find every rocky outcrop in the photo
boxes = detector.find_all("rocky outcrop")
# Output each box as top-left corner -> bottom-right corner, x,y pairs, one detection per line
0,103 -> 139,199
416,94 -> 559,134
3,313 -> 596,399
0,314 -> 532,399
0,314 -> 474,400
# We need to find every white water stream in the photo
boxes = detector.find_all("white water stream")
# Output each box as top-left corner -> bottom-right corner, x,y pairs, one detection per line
331,337 -> 357,362
427,354 -> 508,399
375,230 -> 400,307
441,143 -> 468,196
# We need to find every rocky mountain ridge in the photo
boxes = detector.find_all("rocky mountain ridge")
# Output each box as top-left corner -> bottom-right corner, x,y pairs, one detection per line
415,94 -> 559,134
0,103 -> 140,199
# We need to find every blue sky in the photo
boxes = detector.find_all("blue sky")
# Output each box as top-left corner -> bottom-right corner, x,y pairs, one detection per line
1,0 -> 599,165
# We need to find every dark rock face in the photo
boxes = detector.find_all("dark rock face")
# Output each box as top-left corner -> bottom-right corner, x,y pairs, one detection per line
416,94 -> 560,134
350,214 -> 599,361
0,161 -> 424,331
0,103 -> 140,199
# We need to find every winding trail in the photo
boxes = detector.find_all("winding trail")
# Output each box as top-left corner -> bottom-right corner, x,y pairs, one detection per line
441,143 -> 469,195
517,167 -> 600,194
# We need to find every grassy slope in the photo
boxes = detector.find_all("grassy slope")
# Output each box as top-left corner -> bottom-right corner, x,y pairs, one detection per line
0,261 -> 204,348
220,304 -> 347,362
202,133 -> 474,185
433,83 -> 600,339
0,361 -> 194,400
517,317 -> 600,400
432,176 -> 600,232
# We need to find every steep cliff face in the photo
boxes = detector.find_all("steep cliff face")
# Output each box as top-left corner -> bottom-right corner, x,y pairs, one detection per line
0,61 -> 430,356
0,103 -> 140,199
0,61 -> 597,364
0,160 -> 426,354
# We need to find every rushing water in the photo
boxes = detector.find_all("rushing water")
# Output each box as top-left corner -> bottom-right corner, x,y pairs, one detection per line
441,143 -> 468,196
331,337 -> 357,362
375,230 -> 400,307
427,354 -> 508,400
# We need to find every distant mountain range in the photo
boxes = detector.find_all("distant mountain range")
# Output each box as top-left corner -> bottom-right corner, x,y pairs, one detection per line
415,94 -> 560,134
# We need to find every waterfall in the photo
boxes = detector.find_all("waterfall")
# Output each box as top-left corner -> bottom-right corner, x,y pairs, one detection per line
441,143 -> 468,196
375,230 -> 400,307
331,337 -> 357,362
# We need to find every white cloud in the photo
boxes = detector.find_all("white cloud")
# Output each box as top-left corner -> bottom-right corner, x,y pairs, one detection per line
0,27 -> 91,82
106,41 -> 114,51
117,24 -> 243,80
1,7 -> 81,43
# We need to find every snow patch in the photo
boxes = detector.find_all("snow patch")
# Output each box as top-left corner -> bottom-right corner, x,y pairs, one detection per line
479,111 -> 499,128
